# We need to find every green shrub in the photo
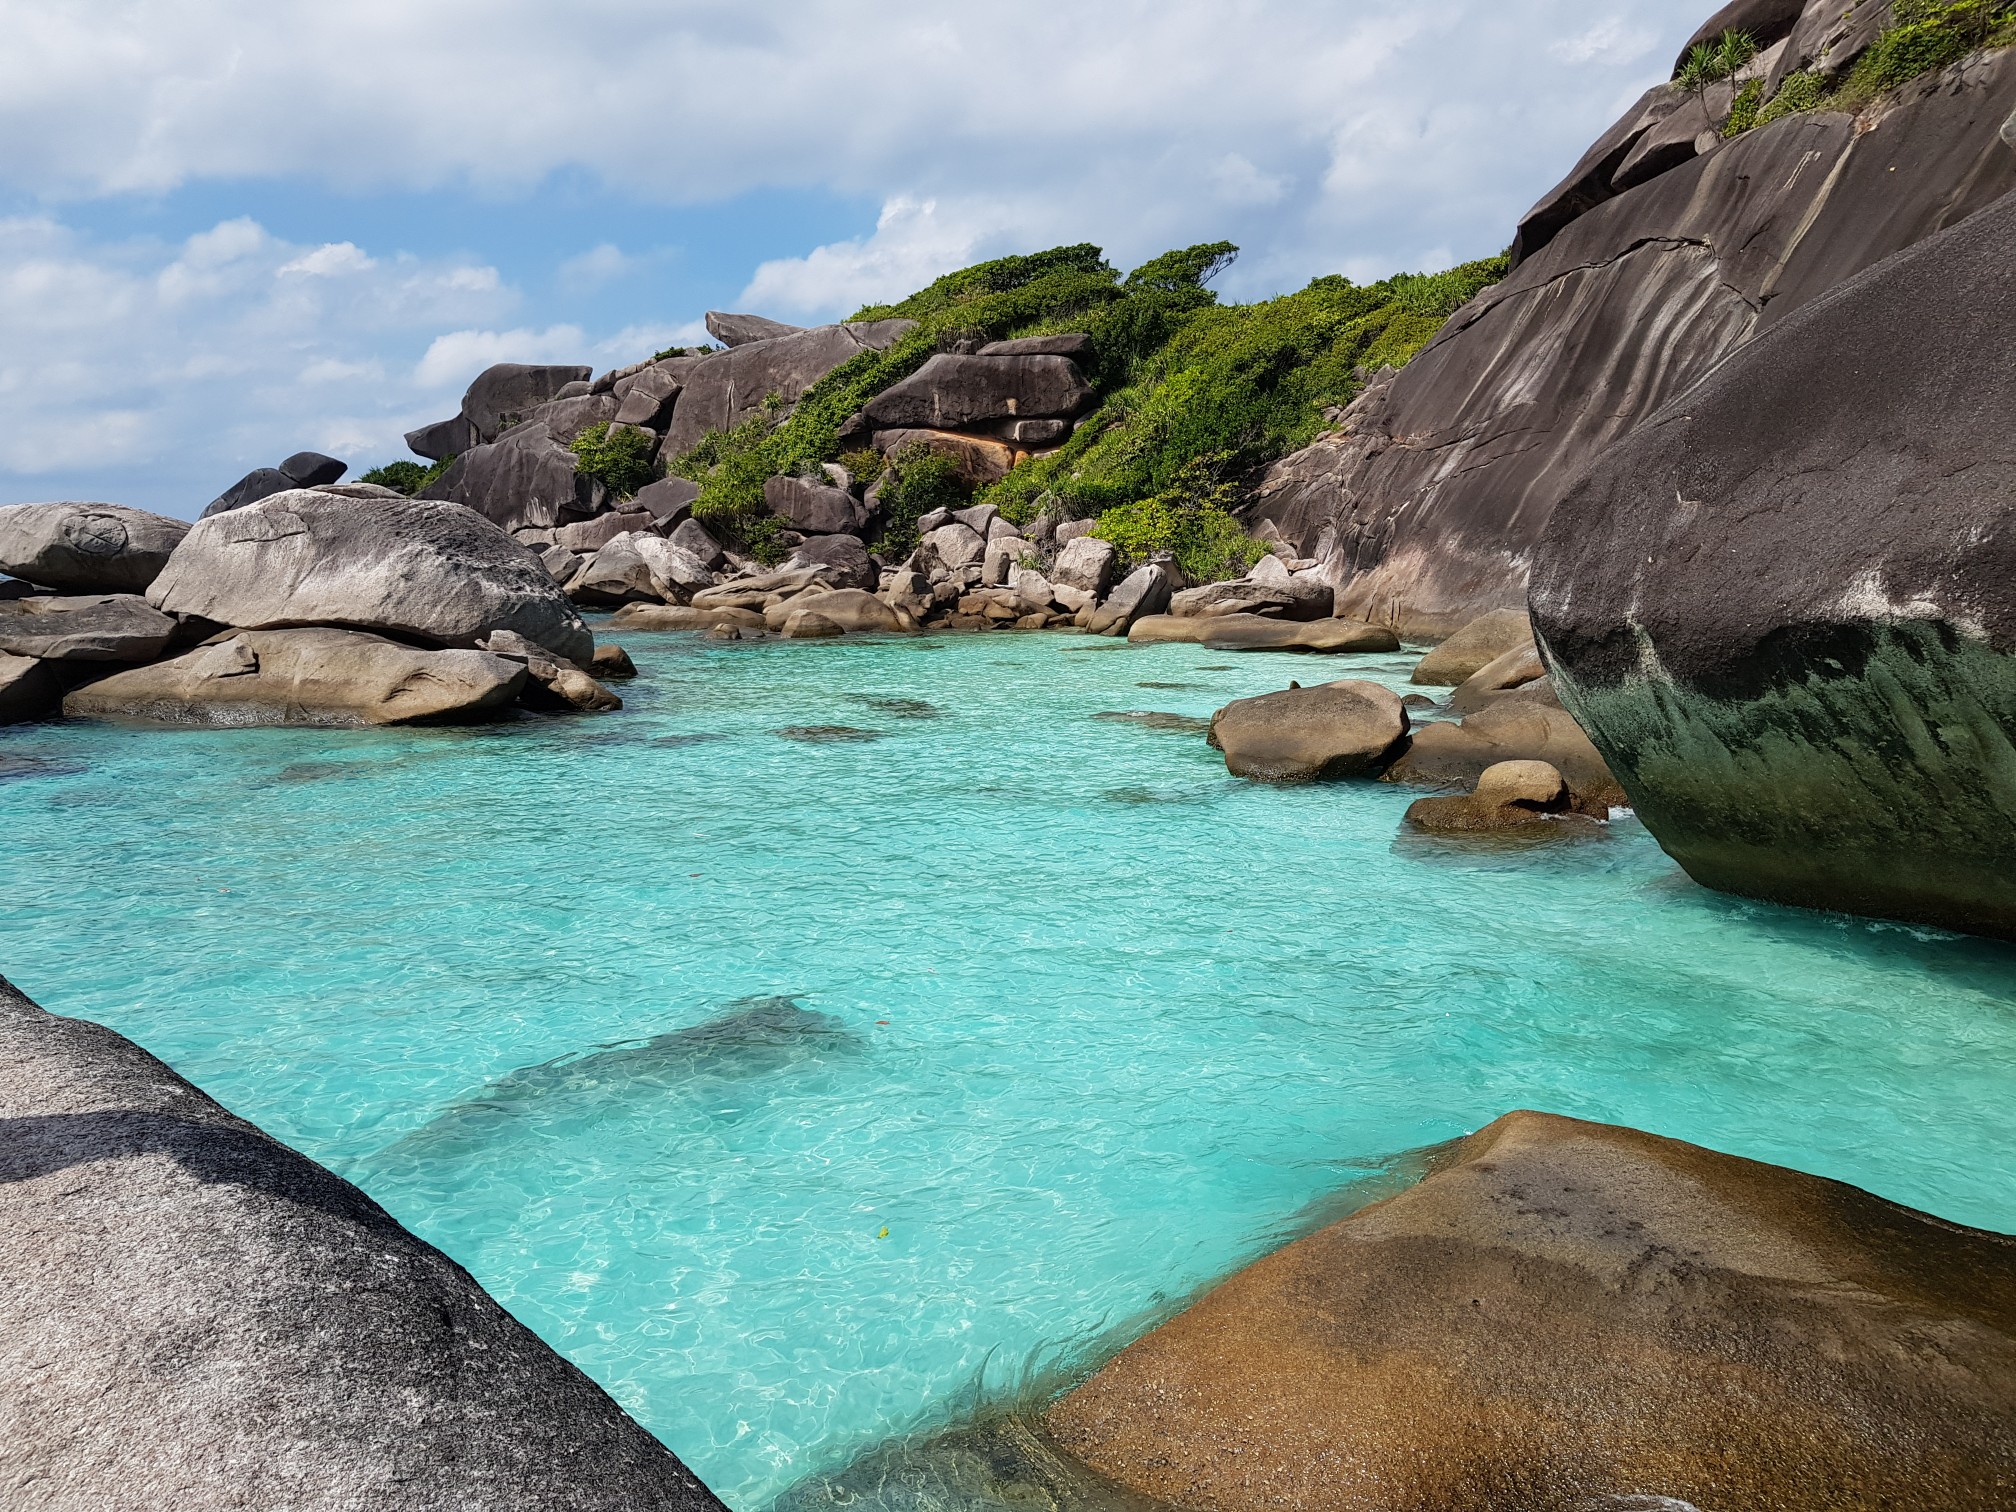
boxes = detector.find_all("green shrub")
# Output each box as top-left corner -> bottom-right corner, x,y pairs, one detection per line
878,445 -> 971,559
1723,77 -> 1766,135
569,423 -> 661,500
1091,454 -> 1267,584
359,459 -> 435,496
838,448 -> 886,486
1754,68 -> 1829,124
1853,1 -> 2010,91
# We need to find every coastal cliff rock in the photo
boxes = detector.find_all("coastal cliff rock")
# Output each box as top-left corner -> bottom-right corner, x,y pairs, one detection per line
0,976 -> 725,1509
406,363 -> 594,461
1530,183 -> 2016,938
1251,33 -> 2016,637
149,491 -> 593,665
861,353 -> 1092,431
661,320 -> 916,457
419,417 -> 604,533
0,503 -> 190,593
1048,1110 -> 2016,1512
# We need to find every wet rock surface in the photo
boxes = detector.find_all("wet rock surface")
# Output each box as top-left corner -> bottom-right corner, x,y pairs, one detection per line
1531,184 -> 2016,938
1048,1109 -> 2016,1512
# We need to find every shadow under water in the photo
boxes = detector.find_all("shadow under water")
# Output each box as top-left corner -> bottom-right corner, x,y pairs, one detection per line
371,995 -> 855,1166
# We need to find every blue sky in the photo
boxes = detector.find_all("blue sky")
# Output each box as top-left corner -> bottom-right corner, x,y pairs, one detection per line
0,0 -> 1707,516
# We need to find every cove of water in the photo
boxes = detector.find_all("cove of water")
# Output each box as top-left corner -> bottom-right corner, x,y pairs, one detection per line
3,628 -> 2013,1507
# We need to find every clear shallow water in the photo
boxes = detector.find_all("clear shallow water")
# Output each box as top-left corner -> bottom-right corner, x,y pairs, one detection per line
3,628 -> 2014,1507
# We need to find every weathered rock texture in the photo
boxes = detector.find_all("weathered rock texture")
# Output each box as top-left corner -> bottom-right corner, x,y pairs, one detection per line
1208,680 -> 1409,782
63,628 -> 529,726
662,320 -> 915,457
1530,181 -> 2016,938
0,975 -> 726,1509
1049,1109 -> 2016,1512
0,503 -> 190,593
1252,41 -> 2016,638
0,594 -> 178,663
149,492 -> 592,665
419,418 -> 603,534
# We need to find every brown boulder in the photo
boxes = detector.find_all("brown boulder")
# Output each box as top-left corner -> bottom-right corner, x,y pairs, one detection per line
1384,687 -> 1624,808
762,588 -> 909,635
1048,1109 -> 2016,1512
609,604 -> 766,633
1409,609 -> 1533,686
1404,759 -> 1600,832
1128,615 -> 1399,653
872,428 -> 1020,486
764,476 -> 864,536
1208,680 -> 1409,782
1446,640 -> 1548,713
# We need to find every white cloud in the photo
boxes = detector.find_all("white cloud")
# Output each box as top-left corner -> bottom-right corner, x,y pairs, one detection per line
1551,16 -> 1663,66
740,196 -> 1016,317
557,243 -> 633,291
0,215 -> 518,510
414,325 -> 590,388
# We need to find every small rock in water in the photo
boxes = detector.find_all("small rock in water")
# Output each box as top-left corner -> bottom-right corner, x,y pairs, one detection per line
651,733 -> 726,747
1093,710 -> 1213,736
0,754 -> 86,783
1137,681 -> 1199,690
853,695 -> 942,718
589,644 -> 638,680
776,725 -> 882,743
708,625 -> 743,640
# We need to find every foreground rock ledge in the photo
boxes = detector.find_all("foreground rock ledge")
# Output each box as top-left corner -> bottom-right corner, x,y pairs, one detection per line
0,977 -> 725,1511
1048,1110 -> 2016,1512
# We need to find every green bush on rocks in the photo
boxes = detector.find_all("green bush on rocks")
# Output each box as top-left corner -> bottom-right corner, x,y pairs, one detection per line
359,457 -> 453,496
569,423 -> 661,501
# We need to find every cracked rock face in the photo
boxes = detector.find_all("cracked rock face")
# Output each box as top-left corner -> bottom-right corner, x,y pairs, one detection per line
1531,187 -> 2016,939
1253,41 -> 2016,639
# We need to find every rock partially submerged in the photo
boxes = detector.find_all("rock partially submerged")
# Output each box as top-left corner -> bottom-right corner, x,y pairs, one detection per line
1384,682 -> 1625,809
63,628 -> 529,727
1208,680 -> 1409,781
149,491 -> 593,665
0,503 -> 190,593
0,976 -> 725,1510
1128,615 -> 1398,653
1404,758 -> 1600,832
1048,1109 -> 2016,1512
1532,181 -> 2016,939
1410,609 -> 1533,686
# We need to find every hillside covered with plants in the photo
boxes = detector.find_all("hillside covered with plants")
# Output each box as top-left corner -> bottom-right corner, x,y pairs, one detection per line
665,242 -> 1506,579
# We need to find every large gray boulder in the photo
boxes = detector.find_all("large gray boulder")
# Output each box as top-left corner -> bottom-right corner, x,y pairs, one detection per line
202,452 -> 351,519
418,421 -> 603,535
568,534 -> 714,607
1530,186 -> 2016,939
0,975 -> 726,1509
1253,42 -> 2016,638
1048,1110 -> 2016,1512
0,503 -> 190,593
63,628 -> 528,727
661,320 -> 915,458
0,594 -> 177,662
1207,679 -> 1409,782
764,476 -> 864,535
1086,563 -> 1171,635
148,491 -> 593,665
1050,535 -> 1117,597
1169,576 -> 1332,622
704,311 -> 806,347
786,533 -> 875,591
860,353 -> 1092,431
404,364 -> 593,462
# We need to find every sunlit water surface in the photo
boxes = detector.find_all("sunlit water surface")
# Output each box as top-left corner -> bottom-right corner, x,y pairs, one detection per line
3,628 -> 2013,1507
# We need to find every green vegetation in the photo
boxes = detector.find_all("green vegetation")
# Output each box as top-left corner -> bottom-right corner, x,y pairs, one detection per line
1089,454 -> 1267,583
1676,29 -> 1758,90
359,456 -> 454,496
877,446 -> 973,559
661,239 -> 1505,577
1726,2 -> 2014,136
569,422 -> 661,500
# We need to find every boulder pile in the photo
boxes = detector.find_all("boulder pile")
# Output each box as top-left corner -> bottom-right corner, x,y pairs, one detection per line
0,490 -> 623,727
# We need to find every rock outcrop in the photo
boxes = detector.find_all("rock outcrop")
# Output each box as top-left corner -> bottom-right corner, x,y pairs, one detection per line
1530,181 -> 2016,938
63,628 -> 530,726
0,976 -> 726,1509
0,594 -> 178,663
204,451 -> 349,517
1252,27 -> 2016,637
1207,680 -> 1409,781
149,492 -> 593,665
419,418 -> 604,534
662,320 -> 916,457
1384,682 -> 1625,810
1409,610 -> 1532,686
1049,1109 -> 2016,1512
0,503 -> 190,593
406,363 -> 594,460
0,652 -> 60,723
861,354 -> 1092,431
1127,615 -> 1397,653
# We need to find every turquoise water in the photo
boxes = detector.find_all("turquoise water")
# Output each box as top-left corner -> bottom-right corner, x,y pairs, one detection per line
3,628 -> 2014,1506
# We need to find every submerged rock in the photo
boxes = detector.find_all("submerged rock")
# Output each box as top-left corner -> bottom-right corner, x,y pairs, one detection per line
0,975 -> 726,1510
1207,680 -> 1409,782
1048,1109 -> 2016,1512
63,628 -> 528,727
611,603 -> 766,634
1532,183 -> 2016,939
148,491 -> 593,665
0,502 -> 190,593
